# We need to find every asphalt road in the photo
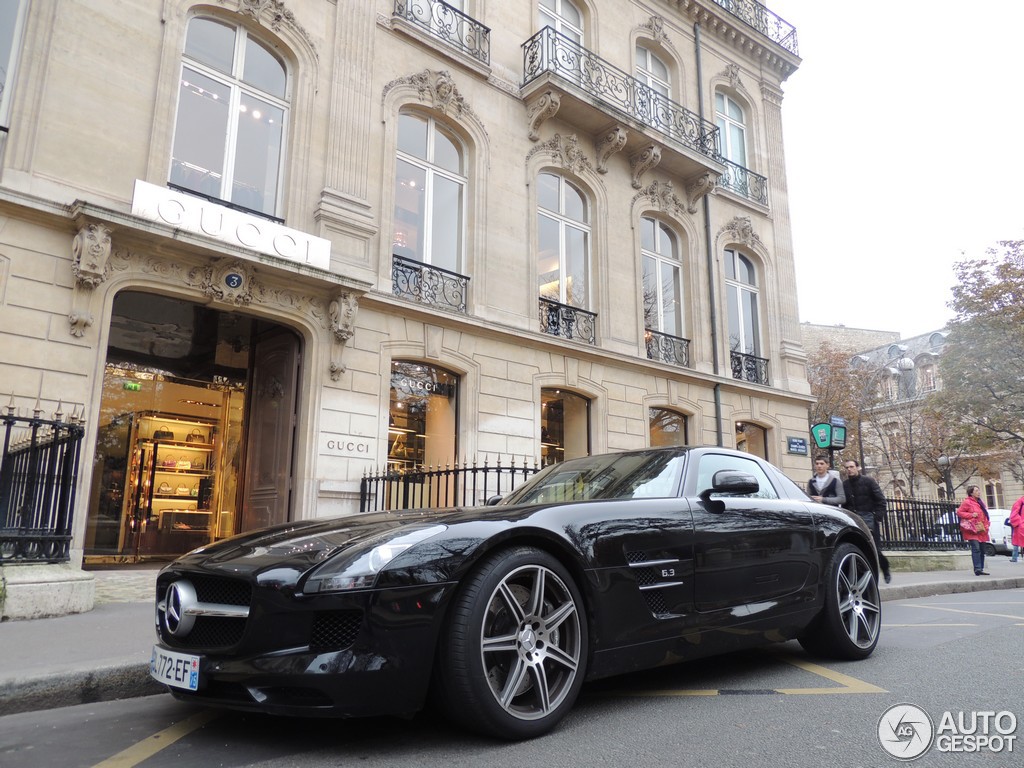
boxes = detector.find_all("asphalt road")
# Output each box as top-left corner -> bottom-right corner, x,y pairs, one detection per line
2,589 -> 1021,768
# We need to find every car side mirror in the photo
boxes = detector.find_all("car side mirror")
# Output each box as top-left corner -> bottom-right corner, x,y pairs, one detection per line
699,469 -> 760,503
485,494 -> 504,506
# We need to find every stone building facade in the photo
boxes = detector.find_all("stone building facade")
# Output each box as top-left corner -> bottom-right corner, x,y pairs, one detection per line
0,0 -> 812,570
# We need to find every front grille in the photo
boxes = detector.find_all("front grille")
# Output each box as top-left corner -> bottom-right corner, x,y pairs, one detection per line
310,610 -> 362,651
157,573 -> 252,651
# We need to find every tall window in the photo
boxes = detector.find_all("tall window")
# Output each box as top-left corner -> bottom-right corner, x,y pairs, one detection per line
635,45 -> 670,98
388,361 -> 458,471
724,249 -> 760,357
170,17 -> 288,217
641,216 -> 682,337
735,421 -> 767,459
537,173 -> 590,308
541,389 -> 590,465
392,112 -> 465,274
715,92 -> 747,167
539,0 -> 583,42
0,0 -> 27,129
984,480 -> 1003,509
650,408 -> 687,447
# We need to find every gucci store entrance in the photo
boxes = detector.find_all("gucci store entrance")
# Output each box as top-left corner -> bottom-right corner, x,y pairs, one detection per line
84,290 -> 301,564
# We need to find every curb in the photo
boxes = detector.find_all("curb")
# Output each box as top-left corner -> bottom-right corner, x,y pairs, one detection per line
0,663 -> 161,717
881,576 -> 1024,602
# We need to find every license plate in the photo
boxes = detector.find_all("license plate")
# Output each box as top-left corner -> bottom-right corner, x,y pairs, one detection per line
150,645 -> 200,691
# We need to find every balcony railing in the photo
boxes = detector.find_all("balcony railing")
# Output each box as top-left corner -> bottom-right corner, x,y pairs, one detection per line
709,0 -> 799,55
539,297 -> 597,345
523,27 -> 720,161
1,411 -> 85,564
394,0 -> 490,65
717,158 -> 769,206
730,350 -> 770,385
645,329 -> 691,368
392,254 -> 469,314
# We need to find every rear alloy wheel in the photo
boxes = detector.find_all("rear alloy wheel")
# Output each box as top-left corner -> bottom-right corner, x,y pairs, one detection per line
434,547 -> 588,739
799,543 -> 880,660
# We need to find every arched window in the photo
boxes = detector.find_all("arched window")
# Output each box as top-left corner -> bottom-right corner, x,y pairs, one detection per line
388,361 -> 459,471
735,421 -> 767,458
539,0 -> 583,42
541,388 -> 590,465
537,172 -> 590,308
641,216 -> 682,336
650,408 -> 688,447
392,111 -> 466,274
715,92 -> 747,167
724,249 -> 760,357
635,45 -> 670,98
170,16 -> 289,217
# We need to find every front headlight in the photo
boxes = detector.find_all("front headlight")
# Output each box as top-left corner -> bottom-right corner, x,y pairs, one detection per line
302,524 -> 447,594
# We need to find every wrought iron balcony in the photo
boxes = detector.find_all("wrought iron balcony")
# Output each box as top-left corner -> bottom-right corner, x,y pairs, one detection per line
730,351 -> 770,385
709,0 -> 799,55
645,329 -> 691,368
539,297 -> 596,345
717,158 -> 768,206
392,255 -> 468,314
522,27 -> 721,174
393,0 -> 490,65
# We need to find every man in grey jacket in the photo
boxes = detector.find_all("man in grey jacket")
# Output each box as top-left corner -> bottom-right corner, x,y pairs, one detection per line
809,455 -> 846,506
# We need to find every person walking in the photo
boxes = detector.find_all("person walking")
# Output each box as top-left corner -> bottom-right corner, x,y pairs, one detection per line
809,455 -> 846,507
956,485 -> 991,576
842,459 -> 891,584
1009,495 -> 1024,563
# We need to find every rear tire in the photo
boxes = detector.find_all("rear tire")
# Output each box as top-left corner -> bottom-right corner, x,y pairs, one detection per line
432,546 -> 588,740
799,543 -> 880,660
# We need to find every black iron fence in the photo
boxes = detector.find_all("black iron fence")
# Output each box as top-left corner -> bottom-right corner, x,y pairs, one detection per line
879,496 -> 963,551
1,410 -> 85,564
360,458 -> 540,513
392,254 -> 469,314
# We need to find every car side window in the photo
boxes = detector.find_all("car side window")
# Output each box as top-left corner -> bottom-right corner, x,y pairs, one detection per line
696,454 -> 779,499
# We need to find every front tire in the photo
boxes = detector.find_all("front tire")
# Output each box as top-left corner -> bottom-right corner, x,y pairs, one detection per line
799,542 -> 880,660
433,546 -> 588,739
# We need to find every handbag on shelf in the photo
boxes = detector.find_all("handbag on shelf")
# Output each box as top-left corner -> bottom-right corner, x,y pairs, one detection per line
175,484 -> 190,496
189,482 -> 199,497
152,425 -> 175,440
185,428 -> 205,443
175,456 -> 192,470
191,456 -> 206,470
157,482 -> 172,494
162,456 -> 178,468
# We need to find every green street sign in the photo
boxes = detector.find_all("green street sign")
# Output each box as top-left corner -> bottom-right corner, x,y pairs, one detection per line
811,423 -> 832,449
832,426 -> 847,449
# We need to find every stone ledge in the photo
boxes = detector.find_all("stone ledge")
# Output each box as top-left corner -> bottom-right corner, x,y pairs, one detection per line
0,564 -> 96,621
885,550 -> 972,573
0,664 -> 161,716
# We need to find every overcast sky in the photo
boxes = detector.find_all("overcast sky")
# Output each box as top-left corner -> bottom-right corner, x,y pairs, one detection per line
766,0 -> 1024,339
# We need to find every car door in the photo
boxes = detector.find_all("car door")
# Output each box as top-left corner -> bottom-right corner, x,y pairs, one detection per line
686,452 -> 816,613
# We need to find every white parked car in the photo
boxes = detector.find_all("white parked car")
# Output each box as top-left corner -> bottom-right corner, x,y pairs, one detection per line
932,509 -> 1012,557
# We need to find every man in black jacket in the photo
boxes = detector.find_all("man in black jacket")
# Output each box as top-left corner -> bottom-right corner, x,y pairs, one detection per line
842,459 -> 891,584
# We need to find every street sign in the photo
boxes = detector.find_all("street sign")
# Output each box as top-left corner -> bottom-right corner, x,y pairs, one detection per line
811,423 -> 832,449
787,437 -> 809,455
832,425 -> 847,449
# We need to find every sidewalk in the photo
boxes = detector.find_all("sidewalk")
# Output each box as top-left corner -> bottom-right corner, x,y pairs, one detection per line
1,558 -> 1023,717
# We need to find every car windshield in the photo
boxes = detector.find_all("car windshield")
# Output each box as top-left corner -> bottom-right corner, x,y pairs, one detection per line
502,450 -> 686,505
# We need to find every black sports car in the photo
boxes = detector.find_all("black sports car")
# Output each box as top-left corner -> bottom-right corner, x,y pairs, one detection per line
151,447 -> 881,739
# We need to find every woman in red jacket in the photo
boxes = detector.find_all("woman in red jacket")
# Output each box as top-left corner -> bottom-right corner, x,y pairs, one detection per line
957,485 -> 991,576
1009,496 -> 1024,563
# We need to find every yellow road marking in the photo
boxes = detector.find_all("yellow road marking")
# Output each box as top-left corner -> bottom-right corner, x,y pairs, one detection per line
611,652 -> 885,697
91,709 -> 220,768
906,604 -> 1024,622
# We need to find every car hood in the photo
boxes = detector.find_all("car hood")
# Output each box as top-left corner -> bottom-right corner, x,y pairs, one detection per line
165,506 -> 509,585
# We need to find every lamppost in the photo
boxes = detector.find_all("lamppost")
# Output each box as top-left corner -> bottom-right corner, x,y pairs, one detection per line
937,455 -> 955,499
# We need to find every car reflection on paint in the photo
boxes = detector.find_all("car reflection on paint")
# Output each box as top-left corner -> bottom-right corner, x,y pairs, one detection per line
151,446 -> 881,740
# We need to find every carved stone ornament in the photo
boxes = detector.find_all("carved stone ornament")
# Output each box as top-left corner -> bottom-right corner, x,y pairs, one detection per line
595,126 -> 628,173
640,15 -> 670,45
328,291 -> 359,380
629,144 -> 662,189
527,91 -> 561,141
632,180 -> 685,218
68,310 -> 94,338
71,222 -> 112,289
720,216 -> 762,249
197,260 -> 258,306
383,69 -> 478,121
528,133 -> 593,176
220,0 -> 315,52
685,172 -> 716,214
722,63 -> 742,91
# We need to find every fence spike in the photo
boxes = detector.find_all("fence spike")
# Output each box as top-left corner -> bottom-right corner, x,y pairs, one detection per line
5,392 -> 14,416
54,401 -> 64,422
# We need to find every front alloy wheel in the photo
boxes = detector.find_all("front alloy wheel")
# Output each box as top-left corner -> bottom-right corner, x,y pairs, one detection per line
433,547 -> 588,739
799,542 -> 880,659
